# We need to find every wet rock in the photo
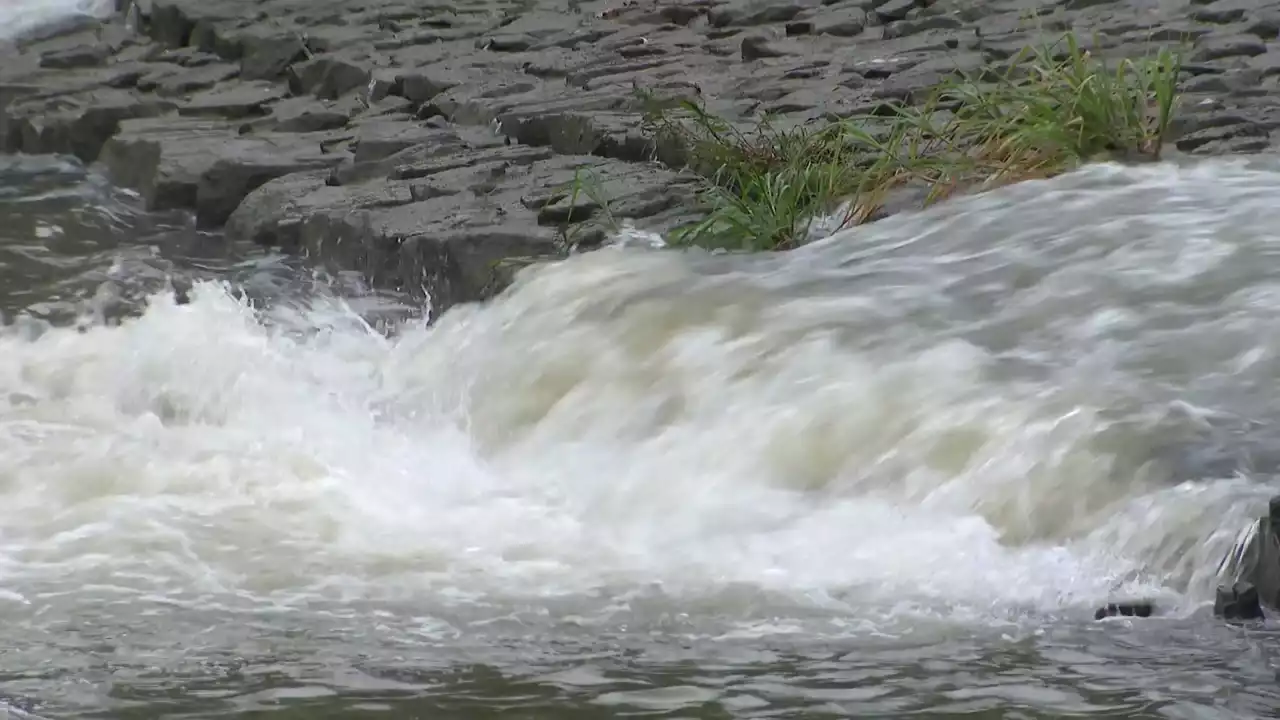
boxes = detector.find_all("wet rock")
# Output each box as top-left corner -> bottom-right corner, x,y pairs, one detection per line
1215,581 -> 1264,621
7,0 -> 1280,314
4,89 -> 176,162
1094,601 -> 1155,620
197,145 -> 345,227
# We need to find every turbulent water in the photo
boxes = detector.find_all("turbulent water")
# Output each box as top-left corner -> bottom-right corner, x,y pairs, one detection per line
0,0 -> 114,41
7,148 -> 1280,718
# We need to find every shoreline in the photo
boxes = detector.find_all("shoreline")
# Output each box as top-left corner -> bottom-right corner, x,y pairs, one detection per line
2,0 -> 1277,313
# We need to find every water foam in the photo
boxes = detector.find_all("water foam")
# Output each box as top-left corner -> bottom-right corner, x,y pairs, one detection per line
4,159 -> 1280,640
0,0 -> 114,41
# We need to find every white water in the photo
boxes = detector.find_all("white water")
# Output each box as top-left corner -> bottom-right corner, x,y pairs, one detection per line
5,159 -> 1280,653
0,0 -> 113,41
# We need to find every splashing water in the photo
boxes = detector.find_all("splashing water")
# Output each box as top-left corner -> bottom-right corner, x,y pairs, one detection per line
6,157 -> 1280,716
0,0 -> 113,41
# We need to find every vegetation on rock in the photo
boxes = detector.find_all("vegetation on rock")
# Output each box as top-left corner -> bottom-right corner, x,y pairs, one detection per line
640,32 -> 1185,252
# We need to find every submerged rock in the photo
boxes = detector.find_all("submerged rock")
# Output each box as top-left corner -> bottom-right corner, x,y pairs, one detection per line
1094,601 -> 1155,621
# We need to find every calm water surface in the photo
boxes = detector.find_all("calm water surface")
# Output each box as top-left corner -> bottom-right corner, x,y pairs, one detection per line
6,150 -> 1280,719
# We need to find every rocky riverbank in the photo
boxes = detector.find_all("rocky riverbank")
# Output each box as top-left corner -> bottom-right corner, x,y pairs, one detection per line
3,0 -> 1280,312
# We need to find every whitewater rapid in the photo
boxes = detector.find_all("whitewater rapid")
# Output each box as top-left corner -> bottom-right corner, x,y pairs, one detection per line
0,0 -> 113,41
5,159 -> 1280,647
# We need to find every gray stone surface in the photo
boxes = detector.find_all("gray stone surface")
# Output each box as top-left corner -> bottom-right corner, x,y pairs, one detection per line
4,0 -> 1280,310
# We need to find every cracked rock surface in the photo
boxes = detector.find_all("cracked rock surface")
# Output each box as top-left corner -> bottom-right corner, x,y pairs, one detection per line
5,0 -> 1280,309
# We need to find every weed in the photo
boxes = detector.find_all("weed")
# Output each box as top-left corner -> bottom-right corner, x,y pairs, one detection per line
646,31 -> 1184,252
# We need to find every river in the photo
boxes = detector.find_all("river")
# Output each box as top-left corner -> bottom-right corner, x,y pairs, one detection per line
6,145 -> 1280,718
7,5 -> 1280,713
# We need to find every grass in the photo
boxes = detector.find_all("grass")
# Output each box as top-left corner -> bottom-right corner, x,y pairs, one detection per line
641,31 -> 1184,252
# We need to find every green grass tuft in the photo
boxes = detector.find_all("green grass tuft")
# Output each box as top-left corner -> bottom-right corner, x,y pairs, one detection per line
644,31 -> 1184,252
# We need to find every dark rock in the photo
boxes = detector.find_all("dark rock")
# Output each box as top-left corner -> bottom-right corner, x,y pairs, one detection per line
4,89 -> 176,162
1247,13 -> 1280,40
141,62 -> 239,96
292,55 -> 372,100
1214,581 -> 1265,621
178,80 -> 289,118
100,116 -> 349,219
1094,601 -> 1155,620
741,35 -> 796,60
39,45 -> 111,69
197,146 -> 345,227
268,97 -> 350,133
351,120 -> 470,166
398,68 -> 462,104
873,0 -> 919,23
812,5 -> 867,36
1193,35 -> 1268,62
238,31 -> 308,81
710,0 -> 815,28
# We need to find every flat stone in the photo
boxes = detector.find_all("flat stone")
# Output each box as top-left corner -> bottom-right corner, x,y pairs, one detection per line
3,89 -> 176,161
237,30 -> 308,81
811,5 -> 868,37
39,45 -> 111,69
268,97 -> 351,133
291,55 -> 372,100
140,62 -> 240,96
100,116 -> 349,225
178,80 -> 289,118
1193,34 -> 1268,62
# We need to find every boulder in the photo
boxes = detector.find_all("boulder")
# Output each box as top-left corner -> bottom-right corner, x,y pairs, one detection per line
1214,582 -> 1265,622
100,116 -> 349,225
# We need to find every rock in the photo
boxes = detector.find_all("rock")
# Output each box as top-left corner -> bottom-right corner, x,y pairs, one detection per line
1093,601 -> 1155,620
139,62 -> 239,96
178,80 -> 289,118
268,97 -> 350,133
197,146 -> 345,227
39,45 -> 110,69
1214,581 -> 1265,621
811,5 -> 868,37
6,0 -> 1280,316
398,68 -> 461,104
100,116 -> 349,223
4,89 -> 176,161
710,0 -> 814,28
291,55 -> 372,100
872,0 -> 919,23
741,35 -> 796,60
227,152 -> 699,304
238,31 -> 308,81
1193,35 -> 1268,62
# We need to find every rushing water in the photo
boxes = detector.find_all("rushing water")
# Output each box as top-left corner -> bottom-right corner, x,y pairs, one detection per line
7,147 -> 1280,718
0,0 -> 114,42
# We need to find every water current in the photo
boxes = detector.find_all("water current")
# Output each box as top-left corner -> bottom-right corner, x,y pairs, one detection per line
7,89 -> 1280,720
0,0 -> 114,42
